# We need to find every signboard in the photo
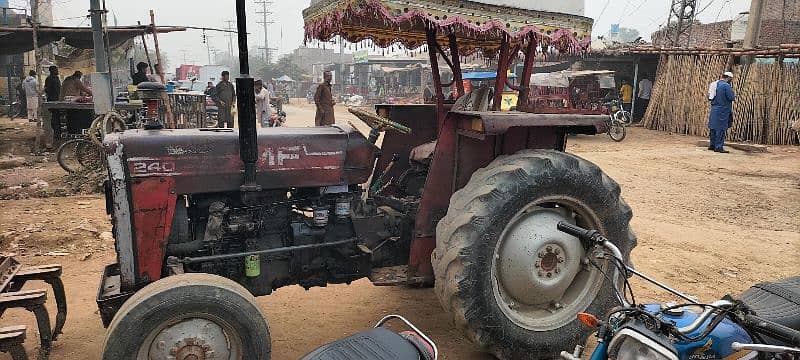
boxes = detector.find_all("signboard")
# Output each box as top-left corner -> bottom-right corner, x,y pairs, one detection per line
354,50 -> 369,64
610,24 -> 620,34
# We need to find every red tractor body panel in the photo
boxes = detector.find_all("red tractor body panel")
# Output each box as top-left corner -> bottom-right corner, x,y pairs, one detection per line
103,125 -> 377,290
130,177 -> 177,283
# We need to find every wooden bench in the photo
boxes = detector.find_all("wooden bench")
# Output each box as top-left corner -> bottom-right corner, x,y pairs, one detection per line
0,289 -> 51,359
6,265 -> 66,340
0,325 -> 28,360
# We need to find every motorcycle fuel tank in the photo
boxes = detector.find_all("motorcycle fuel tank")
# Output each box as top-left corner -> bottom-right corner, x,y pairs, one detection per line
642,304 -> 755,360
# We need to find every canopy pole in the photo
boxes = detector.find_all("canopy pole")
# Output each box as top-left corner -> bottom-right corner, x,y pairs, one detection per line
493,36 -> 511,111
448,34 -> 464,97
426,29 -> 445,127
515,36 -> 537,110
137,21 -> 154,72
149,9 -> 175,128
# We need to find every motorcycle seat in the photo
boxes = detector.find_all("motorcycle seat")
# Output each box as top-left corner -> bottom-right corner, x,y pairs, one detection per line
739,276 -> 800,334
300,327 -> 426,360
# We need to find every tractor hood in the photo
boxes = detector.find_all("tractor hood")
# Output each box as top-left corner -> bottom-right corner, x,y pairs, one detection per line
103,125 -> 378,194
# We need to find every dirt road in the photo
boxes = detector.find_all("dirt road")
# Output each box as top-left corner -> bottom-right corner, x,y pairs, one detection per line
0,103 -> 798,359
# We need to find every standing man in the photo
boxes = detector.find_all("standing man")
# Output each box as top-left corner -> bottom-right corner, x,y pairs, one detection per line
44,66 -> 62,147
707,72 -> 735,153
619,78 -> 633,112
22,70 -> 40,123
44,66 -> 61,101
61,71 -> 94,134
214,71 -> 236,128
254,79 -> 272,127
131,62 -> 149,85
314,70 -> 335,126
635,73 -> 652,121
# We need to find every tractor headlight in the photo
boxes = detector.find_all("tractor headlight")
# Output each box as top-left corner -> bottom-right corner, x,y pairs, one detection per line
607,324 -> 679,360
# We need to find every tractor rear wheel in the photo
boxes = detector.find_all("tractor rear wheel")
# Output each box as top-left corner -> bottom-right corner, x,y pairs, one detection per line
102,273 -> 271,360
432,150 -> 636,359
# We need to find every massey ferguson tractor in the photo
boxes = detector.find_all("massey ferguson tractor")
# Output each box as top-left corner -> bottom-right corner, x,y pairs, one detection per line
97,1 -> 636,359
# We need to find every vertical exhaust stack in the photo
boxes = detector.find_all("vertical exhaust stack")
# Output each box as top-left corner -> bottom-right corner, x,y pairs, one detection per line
235,0 -> 261,192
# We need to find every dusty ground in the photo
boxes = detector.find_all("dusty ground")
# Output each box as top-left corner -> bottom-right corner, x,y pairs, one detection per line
0,102 -> 798,359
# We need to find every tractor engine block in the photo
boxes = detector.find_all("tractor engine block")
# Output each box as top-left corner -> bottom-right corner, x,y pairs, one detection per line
165,187 -> 370,296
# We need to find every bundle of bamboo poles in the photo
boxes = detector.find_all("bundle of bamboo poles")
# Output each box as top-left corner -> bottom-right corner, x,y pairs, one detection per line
643,55 -> 800,145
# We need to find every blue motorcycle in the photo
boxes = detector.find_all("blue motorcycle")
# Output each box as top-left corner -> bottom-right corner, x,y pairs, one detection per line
556,222 -> 800,360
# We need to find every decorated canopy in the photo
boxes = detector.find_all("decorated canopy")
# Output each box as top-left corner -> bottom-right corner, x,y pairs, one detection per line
302,0 -> 593,55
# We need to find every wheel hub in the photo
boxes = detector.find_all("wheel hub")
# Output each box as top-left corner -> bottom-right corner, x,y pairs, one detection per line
490,197 -> 607,331
494,208 -> 585,307
148,318 -> 232,360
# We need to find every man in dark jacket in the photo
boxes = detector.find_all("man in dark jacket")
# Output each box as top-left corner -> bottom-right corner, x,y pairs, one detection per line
44,66 -> 62,146
131,62 -> 149,85
214,71 -> 236,128
314,71 -> 335,126
707,71 -> 735,153
44,66 -> 60,101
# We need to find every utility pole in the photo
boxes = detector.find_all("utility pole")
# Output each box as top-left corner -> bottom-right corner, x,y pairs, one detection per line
254,0 -> 274,63
31,0 -> 42,153
224,20 -> 236,56
180,50 -> 189,64
742,0 -> 765,63
666,0 -> 697,46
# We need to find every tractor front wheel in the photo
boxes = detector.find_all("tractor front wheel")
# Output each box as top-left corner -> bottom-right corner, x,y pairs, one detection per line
102,273 -> 271,360
432,150 -> 636,359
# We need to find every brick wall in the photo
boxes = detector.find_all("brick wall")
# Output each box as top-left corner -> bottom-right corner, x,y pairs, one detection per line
652,0 -> 800,47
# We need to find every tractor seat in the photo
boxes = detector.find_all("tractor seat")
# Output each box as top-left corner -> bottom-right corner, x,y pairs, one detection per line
301,327 -> 428,360
738,276 -> 800,337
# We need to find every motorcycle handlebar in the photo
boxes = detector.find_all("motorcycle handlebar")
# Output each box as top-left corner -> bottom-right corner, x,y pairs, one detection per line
557,222 -> 606,244
744,314 -> 800,347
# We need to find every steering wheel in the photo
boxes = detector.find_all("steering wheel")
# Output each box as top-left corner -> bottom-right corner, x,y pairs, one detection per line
348,107 -> 411,135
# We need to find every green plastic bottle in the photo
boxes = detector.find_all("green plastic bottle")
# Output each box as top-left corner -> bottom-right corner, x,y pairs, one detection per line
245,255 -> 260,277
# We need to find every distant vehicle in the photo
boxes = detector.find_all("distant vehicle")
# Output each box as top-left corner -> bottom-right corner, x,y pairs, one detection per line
177,80 -> 205,93
198,65 -> 230,86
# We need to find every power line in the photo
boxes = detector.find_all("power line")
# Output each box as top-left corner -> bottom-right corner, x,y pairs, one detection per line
594,0 -> 612,31
666,0 -> 698,46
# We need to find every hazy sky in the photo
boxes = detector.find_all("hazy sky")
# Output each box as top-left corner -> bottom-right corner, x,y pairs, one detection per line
10,0 -> 752,66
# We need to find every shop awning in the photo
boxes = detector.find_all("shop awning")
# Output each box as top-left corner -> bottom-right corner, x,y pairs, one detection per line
0,25 -> 186,56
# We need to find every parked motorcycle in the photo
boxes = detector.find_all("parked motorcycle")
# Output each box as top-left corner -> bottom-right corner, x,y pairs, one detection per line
205,95 -> 219,127
265,110 -> 286,127
556,222 -> 800,360
301,315 -> 437,360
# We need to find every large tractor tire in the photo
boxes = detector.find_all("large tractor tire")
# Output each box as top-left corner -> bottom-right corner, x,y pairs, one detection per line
432,150 -> 636,359
102,273 -> 271,360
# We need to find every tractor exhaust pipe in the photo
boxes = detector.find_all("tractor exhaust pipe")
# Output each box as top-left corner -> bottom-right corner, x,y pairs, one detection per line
235,0 -> 261,192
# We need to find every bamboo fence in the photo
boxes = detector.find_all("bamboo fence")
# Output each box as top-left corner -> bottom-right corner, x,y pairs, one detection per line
643,55 -> 800,145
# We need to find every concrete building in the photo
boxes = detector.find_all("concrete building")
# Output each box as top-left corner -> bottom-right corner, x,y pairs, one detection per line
652,0 -> 800,47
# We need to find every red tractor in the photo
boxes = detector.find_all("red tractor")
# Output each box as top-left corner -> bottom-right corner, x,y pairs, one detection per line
97,1 -> 636,359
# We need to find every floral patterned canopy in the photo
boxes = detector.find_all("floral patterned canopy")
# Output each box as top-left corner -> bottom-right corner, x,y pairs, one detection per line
302,0 -> 593,56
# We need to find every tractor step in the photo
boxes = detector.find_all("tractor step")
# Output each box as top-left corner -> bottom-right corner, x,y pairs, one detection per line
369,266 -> 409,286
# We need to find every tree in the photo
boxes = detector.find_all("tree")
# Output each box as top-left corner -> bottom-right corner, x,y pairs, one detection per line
609,27 -> 641,43
131,41 -> 168,71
